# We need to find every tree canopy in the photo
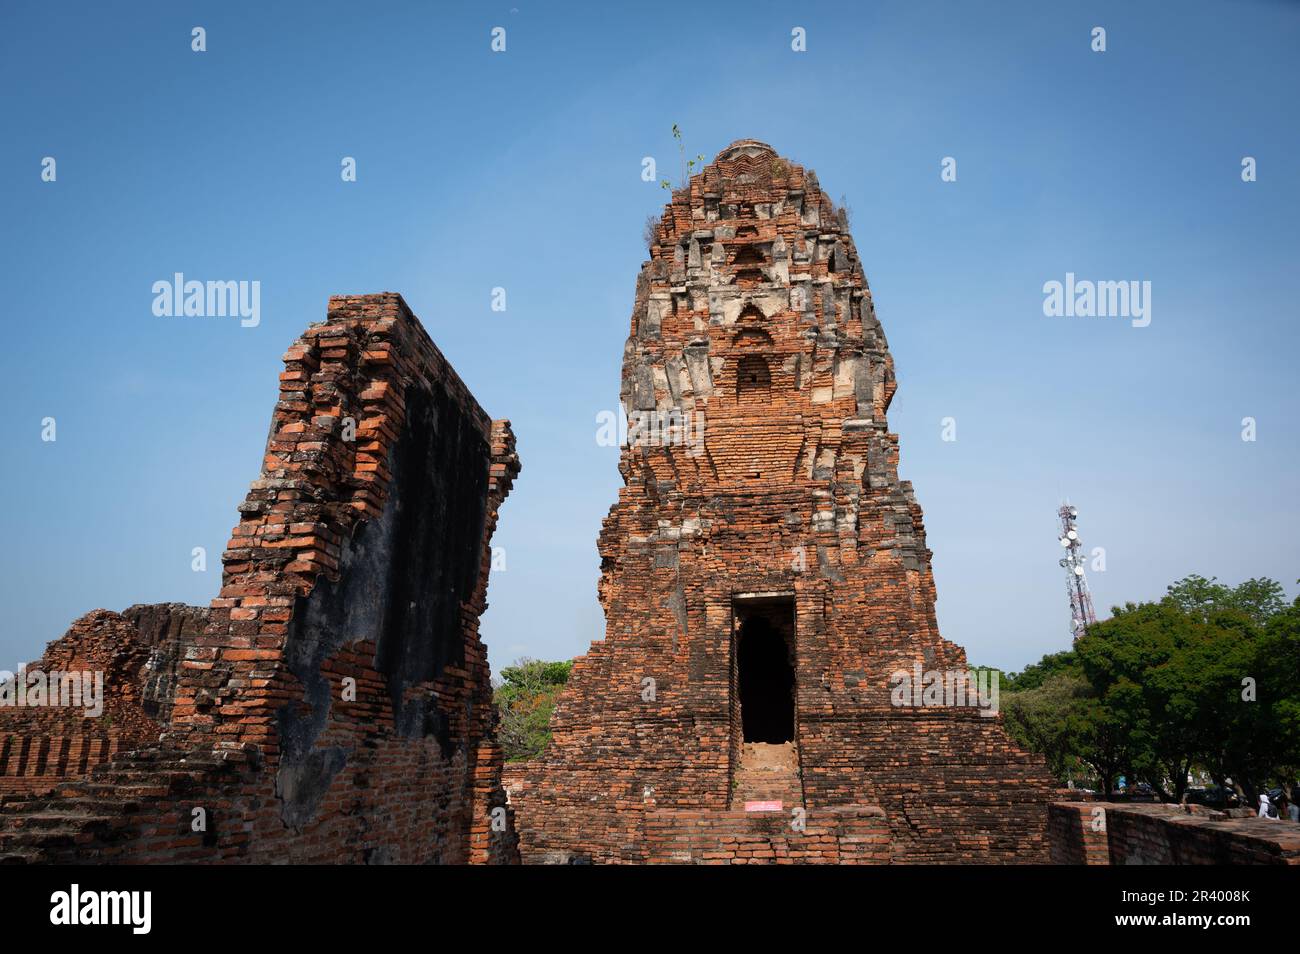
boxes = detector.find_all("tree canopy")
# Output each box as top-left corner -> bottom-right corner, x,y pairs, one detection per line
995,575 -> 1299,802
493,658 -> 573,762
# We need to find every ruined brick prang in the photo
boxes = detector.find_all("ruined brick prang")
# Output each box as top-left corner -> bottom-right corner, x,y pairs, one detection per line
506,140 -> 1058,863
0,293 -> 520,864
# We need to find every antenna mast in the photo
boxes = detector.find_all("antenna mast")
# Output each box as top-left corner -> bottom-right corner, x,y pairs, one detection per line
1057,502 -> 1097,640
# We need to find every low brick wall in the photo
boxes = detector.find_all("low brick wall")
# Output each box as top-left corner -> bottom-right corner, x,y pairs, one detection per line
1048,802 -> 1110,865
1049,800 -> 1300,865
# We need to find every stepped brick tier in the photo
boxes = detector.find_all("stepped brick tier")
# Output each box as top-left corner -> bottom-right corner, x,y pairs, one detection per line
504,140 -> 1058,863
0,293 -> 521,864
1050,801 -> 1300,865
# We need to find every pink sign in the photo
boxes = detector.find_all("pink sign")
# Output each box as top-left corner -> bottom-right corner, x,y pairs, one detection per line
744,800 -> 783,812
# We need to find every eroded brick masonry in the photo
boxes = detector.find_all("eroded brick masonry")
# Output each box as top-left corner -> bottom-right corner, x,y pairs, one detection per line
504,140 -> 1059,863
0,294 -> 520,863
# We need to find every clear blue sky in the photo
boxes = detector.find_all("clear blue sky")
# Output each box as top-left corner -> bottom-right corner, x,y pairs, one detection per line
2,0 -> 1297,677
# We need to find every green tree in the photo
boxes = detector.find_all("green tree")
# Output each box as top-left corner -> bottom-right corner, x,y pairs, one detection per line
1078,598 -> 1243,801
998,662 -> 1141,794
1000,671 -> 1091,782
994,574 -> 1298,801
493,657 -> 573,762
1200,593 -> 1300,801
1165,574 -> 1285,626
1000,650 -> 1079,692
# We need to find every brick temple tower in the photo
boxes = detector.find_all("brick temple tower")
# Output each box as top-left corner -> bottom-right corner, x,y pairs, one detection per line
505,140 -> 1057,863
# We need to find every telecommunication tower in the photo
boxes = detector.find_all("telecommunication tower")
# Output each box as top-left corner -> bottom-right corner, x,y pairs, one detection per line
1057,502 -> 1097,640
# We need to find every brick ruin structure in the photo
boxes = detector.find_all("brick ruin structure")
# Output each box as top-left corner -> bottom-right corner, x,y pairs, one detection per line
503,140 -> 1059,863
4,147 -> 1279,870
0,293 -> 520,864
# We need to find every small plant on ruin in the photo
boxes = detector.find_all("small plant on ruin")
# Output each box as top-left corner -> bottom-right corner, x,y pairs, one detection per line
660,124 -> 704,191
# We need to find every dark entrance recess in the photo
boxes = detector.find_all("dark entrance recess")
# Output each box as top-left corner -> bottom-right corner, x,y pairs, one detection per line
734,597 -> 796,743
735,354 -> 771,401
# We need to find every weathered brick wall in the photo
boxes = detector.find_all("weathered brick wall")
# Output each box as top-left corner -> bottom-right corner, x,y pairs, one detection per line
122,603 -> 211,725
0,293 -> 520,864
1049,801 -> 1300,865
508,140 -> 1058,864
